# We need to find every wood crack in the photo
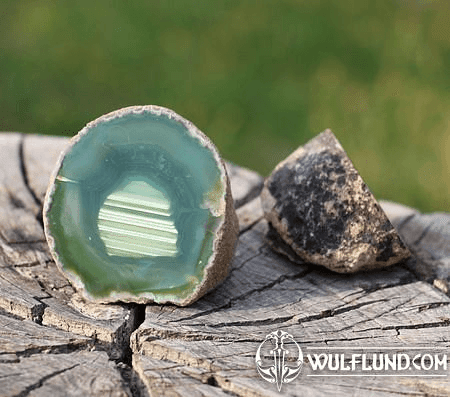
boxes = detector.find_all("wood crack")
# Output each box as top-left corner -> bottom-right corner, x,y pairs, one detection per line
412,222 -> 432,247
0,342 -> 93,360
224,266 -> 312,301
7,240 -> 46,245
416,301 -> 450,312
383,320 -> 450,331
328,298 -> 391,317
337,295 -> 417,333
18,135 -> 44,230
228,250 -> 263,276
187,314 -> 295,329
12,364 -> 80,397
296,298 -> 391,325
172,268 -> 313,324
115,304 -> 147,397
234,182 -> 263,209
238,216 -> 264,236
397,213 -> 417,234
136,327 -> 260,343
317,334 -> 394,344
11,260 -> 52,269
31,296 -> 48,325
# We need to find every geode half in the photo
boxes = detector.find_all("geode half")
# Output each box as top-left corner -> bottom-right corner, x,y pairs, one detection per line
44,106 -> 238,305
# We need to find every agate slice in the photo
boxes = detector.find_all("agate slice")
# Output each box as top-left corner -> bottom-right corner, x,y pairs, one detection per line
44,106 -> 238,305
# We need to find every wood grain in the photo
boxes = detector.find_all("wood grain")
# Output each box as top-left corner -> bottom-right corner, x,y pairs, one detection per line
0,133 -> 449,396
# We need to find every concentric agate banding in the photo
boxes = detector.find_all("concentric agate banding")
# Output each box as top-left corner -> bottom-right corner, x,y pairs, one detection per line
44,106 -> 239,306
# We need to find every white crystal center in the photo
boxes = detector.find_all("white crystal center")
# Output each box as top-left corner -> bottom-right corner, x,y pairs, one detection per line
98,179 -> 178,258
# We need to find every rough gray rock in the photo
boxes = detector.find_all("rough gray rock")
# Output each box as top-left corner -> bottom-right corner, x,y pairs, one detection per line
261,129 -> 411,273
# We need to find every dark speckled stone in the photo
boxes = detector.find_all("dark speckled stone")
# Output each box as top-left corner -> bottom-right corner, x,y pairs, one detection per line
261,130 -> 411,273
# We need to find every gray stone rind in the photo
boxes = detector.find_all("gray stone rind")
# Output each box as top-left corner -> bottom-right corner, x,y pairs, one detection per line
184,164 -> 239,305
261,129 -> 411,273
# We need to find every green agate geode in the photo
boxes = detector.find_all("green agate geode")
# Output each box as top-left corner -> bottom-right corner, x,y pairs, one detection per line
44,106 -> 238,306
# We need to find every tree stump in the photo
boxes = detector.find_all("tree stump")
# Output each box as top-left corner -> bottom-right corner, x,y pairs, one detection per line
0,133 -> 449,396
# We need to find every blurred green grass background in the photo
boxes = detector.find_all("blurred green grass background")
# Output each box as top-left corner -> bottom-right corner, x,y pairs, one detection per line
1,0 -> 449,212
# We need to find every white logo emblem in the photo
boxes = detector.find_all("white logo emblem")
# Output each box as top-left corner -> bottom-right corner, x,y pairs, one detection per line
255,330 -> 303,391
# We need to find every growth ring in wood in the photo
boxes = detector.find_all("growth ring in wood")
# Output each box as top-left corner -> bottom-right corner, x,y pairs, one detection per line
261,129 -> 411,273
43,106 -> 238,306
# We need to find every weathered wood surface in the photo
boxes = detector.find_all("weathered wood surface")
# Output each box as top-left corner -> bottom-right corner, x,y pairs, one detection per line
0,133 -> 449,396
